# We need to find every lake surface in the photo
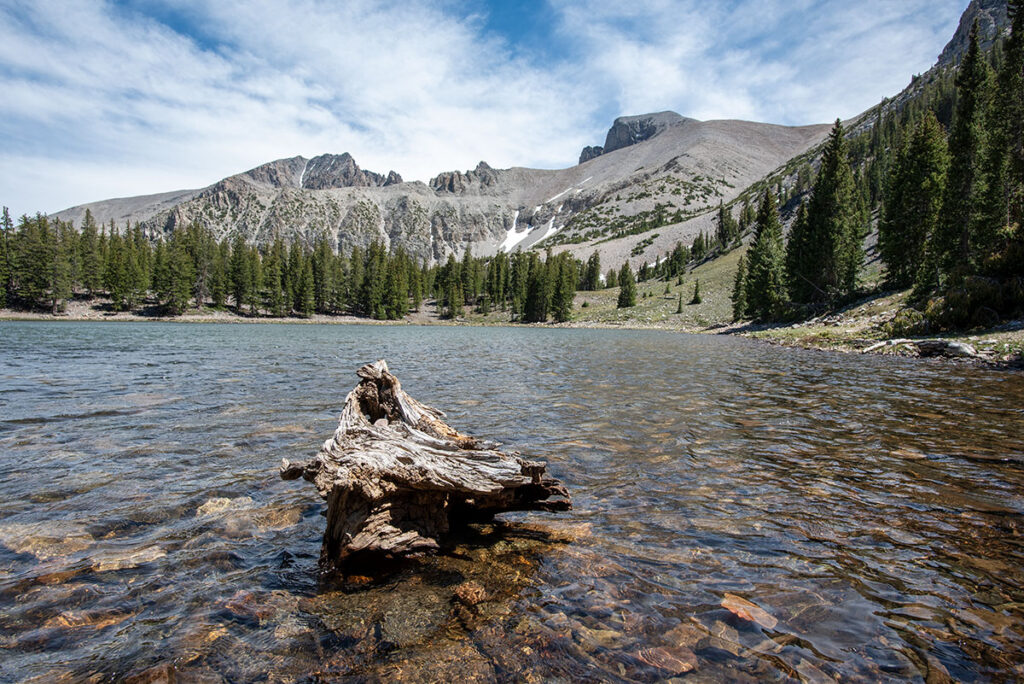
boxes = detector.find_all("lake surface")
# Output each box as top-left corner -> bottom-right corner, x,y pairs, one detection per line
1,321 -> 1023,682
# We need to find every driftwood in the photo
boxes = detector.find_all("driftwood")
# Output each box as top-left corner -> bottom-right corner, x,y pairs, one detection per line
280,360 -> 571,570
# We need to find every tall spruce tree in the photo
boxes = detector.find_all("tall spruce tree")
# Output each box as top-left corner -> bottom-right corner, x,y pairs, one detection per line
731,254 -> 747,321
523,252 -> 549,322
582,251 -> 602,291
78,209 -> 103,298
879,112 -> 949,288
979,1 -> 1024,276
0,209 -> 10,308
616,262 -> 637,308
934,21 -> 994,282
211,240 -> 229,309
230,234 -> 250,311
801,119 -> 862,302
48,219 -> 74,314
745,191 -> 786,319
784,201 -> 813,302
161,232 -> 195,314
715,201 -> 739,248
550,252 -> 576,322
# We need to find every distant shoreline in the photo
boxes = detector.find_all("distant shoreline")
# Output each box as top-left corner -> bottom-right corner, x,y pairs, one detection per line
3,306 -> 1020,370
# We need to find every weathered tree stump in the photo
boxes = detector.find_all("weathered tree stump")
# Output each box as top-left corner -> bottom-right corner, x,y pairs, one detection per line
280,360 -> 571,571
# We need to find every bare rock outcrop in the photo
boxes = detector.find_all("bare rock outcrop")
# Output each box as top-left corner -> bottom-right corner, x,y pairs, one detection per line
578,145 -> 604,164
280,360 -> 571,572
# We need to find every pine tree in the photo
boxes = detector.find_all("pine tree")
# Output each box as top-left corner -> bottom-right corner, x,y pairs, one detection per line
879,112 -> 949,288
312,238 -> 332,314
48,219 -> 73,314
444,254 -> 464,319
582,251 -> 602,291
262,238 -> 287,316
295,257 -> 313,317
78,209 -> 103,298
745,192 -> 787,319
211,240 -> 229,309
802,119 -> 862,302
161,232 -> 195,314
690,279 -> 702,305
230,234 -> 250,311
784,201 -> 814,302
676,291 -> 684,314
362,241 -> 387,319
384,249 -> 410,320
616,262 -> 637,308
715,201 -> 739,248
0,208 -> 10,308
104,228 -> 131,310
550,253 -> 576,322
605,267 -> 618,289
731,254 -> 747,321
934,21 -> 994,282
523,252 -> 549,323
185,222 -> 215,308
347,244 -> 364,314
979,1 -> 1024,276
409,258 -> 423,312
152,240 -> 169,298
18,216 -> 48,307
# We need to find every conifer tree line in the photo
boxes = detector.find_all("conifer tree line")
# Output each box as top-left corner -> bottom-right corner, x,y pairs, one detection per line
0,209 -> 440,319
0,207 -> 634,323
733,10 -> 1024,327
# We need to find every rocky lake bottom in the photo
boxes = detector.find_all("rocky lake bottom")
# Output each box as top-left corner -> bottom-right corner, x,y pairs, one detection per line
1,321 -> 1022,682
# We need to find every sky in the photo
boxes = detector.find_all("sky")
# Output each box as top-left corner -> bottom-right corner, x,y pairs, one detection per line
0,0 -> 970,218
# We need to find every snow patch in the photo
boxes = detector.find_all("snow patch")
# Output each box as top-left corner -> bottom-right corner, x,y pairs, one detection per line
498,210 -> 531,252
579,176 -> 593,185
298,159 -> 310,188
556,204 -> 563,213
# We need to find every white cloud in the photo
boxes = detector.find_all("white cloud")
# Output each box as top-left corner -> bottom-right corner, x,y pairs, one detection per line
0,0 -> 968,218
549,0 -> 966,123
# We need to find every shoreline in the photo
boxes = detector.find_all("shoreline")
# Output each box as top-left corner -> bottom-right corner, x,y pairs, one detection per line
3,306 -> 1021,370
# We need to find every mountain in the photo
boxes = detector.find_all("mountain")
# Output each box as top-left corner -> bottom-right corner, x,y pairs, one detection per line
938,0 -> 1010,67
53,115 -> 830,265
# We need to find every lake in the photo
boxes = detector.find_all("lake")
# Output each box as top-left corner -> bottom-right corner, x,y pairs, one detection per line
1,321 -> 1022,681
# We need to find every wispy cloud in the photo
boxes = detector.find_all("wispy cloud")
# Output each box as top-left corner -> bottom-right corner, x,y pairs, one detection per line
0,0 -> 967,218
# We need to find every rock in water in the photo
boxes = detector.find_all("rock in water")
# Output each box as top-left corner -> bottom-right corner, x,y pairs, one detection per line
280,360 -> 571,572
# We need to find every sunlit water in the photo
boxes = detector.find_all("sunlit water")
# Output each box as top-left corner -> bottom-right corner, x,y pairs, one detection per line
1,321 -> 1023,682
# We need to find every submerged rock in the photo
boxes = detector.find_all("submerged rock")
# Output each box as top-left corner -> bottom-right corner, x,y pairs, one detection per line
90,545 -> 166,572
195,497 -> 253,517
0,522 -> 93,560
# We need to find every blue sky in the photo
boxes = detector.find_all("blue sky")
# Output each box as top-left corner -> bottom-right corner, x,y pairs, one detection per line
0,0 -> 969,217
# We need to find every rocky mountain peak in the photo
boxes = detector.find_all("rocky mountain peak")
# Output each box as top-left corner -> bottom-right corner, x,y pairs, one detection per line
938,0 -> 1009,67
578,111 -> 689,165
430,161 -> 501,194
579,146 -> 604,165
240,156 -> 307,188
301,153 -> 387,189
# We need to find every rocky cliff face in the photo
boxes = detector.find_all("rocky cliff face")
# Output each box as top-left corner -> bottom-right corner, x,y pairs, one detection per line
577,112 -> 688,164
938,0 -> 1009,67
578,146 -> 603,165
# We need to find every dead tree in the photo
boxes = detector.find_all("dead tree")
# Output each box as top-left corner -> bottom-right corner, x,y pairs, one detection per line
280,360 -> 571,571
